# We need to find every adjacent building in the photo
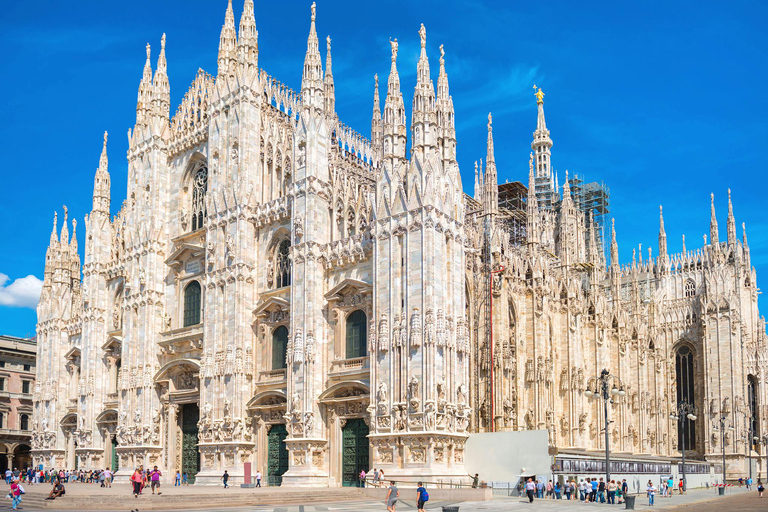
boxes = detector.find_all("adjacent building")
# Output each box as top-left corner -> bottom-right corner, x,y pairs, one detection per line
0,335 -> 36,471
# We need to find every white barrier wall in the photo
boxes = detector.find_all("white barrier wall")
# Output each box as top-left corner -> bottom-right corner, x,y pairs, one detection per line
465,430 -> 551,483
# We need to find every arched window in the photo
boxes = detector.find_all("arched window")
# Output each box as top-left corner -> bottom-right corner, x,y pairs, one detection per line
20,414 -> 29,431
684,279 -> 696,298
272,326 -> 289,370
191,166 -> 208,231
276,240 -> 291,288
748,374 -> 759,438
675,345 -> 696,450
345,310 -> 367,359
183,281 -> 202,327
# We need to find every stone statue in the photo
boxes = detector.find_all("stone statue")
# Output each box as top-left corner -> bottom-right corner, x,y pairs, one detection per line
389,38 -> 398,61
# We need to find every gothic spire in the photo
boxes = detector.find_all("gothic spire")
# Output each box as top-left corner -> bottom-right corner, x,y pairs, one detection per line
60,206 -> 70,245
371,74 -> 382,151
301,2 -> 324,111
527,153 -> 539,245
709,192 -> 719,245
658,205 -> 667,265
436,43 -> 456,166
531,85 -> 553,179
743,222 -> 750,265
411,24 -> 436,158
237,0 -> 258,73
324,36 -> 335,115
50,211 -> 59,246
483,113 -> 498,214
562,170 -> 572,202
610,218 -> 619,269
727,188 -> 737,245
682,234 -> 686,256
474,161 -> 481,201
153,34 -> 170,121
217,0 -> 238,78
93,131 -> 111,215
743,222 -> 749,247
135,43 -> 153,126
383,37 -> 406,164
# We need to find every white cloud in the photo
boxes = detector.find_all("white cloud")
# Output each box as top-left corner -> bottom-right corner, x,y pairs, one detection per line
0,273 -> 43,309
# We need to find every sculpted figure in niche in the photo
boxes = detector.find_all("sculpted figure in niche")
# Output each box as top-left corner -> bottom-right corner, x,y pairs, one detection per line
377,382 -> 388,405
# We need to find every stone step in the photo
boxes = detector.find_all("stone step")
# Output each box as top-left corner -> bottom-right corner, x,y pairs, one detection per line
22,488 -> 370,510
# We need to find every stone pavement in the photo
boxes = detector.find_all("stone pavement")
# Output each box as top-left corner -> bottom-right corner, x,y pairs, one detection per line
0,483 -> 752,512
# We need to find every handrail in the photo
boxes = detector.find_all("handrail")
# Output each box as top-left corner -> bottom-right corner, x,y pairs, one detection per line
362,474 -> 477,489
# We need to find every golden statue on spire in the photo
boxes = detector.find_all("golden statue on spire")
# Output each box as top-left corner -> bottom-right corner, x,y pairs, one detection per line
533,84 -> 545,104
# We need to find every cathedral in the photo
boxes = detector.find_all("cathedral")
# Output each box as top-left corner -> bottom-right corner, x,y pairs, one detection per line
32,0 -> 767,486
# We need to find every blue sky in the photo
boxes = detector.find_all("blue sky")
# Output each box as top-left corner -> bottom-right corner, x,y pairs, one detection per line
0,0 -> 766,337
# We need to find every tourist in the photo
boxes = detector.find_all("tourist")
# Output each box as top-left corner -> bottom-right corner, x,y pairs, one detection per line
646,480 -> 657,506
525,477 -> 536,503
255,469 -> 262,487
386,480 -> 399,512
564,480 -> 572,500
10,478 -> 22,510
104,467 -> 112,488
598,477 -> 607,503
131,468 -> 143,498
379,469 -> 385,488
359,468 -> 366,488
373,468 -> 380,487
182,472 -> 189,485
175,471 -> 181,486
150,466 -> 162,495
554,481 -> 562,499
535,479 -> 543,498
221,469 -> 230,489
5,468 -> 11,484
471,473 -> 479,488
757,479 -> 764,497
666,476 -> 673,498
416,481 -> 429,512
747,477 -> 753,490
578,479 -> 586,501
607,479 -> 617,504
678,477 -> 684,494
546,479 -> 553,498
47,479 -> 66,500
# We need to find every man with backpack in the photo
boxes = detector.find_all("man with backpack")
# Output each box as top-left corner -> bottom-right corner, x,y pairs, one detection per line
416,482 -> 429,512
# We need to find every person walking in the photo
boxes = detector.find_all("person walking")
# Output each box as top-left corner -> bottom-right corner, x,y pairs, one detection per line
678,477 -> 684,494
525,477 -> 536,503
757,480 -> 764,498
175,471 -> 181,486
747,477 -> 752,490
10,479 -> 22,510
130,468 -> 143,498
359,469 -> 366,488
221,470 -> 229,488
255,469 -> 262,488
182,472 -> 189,485
647,480 -> 657,507
607,479 -> 617,504
416,482 -> 429,512
564,480 -> 572,500
667,476 -> 674,498
536,479 -> 544,499
150,466 -> 162,495
386,481 -> 399,512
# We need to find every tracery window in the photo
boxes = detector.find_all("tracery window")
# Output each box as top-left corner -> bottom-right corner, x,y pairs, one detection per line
183,281 -> 202,327
276,240 -> 291,288
191,166 -> 208,231
345,310 -> 367,359
748,375 -> 759,438
684,279 -> 696,297
675,345 -> 696,450
272,326 -> 288,370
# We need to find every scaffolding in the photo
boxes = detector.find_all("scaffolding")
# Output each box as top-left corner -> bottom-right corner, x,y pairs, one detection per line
497,181 -> 528,246
567,173 -> 611,258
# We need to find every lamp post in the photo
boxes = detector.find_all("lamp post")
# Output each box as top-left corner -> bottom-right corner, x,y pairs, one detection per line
713,415 -> 735,484
584,369 -> 625,483
669,401 -> 697,491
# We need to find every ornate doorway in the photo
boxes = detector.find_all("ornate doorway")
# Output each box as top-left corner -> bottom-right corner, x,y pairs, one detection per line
341,419 -> 369,487
267,424 -> 288,486
181,403 -> 200,484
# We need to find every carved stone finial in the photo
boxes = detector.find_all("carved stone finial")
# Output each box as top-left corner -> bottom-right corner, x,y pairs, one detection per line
311,2 -> 316,22
389,38 -> 398,61
419,23 -> 426,48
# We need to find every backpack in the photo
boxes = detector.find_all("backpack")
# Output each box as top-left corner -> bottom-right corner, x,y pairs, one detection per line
421,490 -> 429,502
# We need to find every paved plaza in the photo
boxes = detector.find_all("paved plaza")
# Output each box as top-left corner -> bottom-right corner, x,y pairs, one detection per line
0,483 -> 754,512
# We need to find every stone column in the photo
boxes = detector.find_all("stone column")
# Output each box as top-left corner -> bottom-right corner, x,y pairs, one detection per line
166,404 -> 179,481
66,433 -> 75,469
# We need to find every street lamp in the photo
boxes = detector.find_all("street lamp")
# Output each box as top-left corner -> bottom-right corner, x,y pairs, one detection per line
584,369 -> 625,483
669,401 -> 697,491
713,415 -> 735,485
